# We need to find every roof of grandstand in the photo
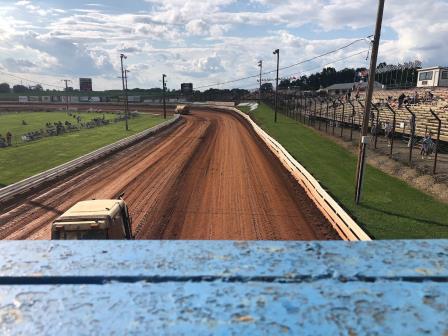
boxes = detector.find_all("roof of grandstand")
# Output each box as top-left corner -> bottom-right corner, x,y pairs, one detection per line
324,81 -> 383,91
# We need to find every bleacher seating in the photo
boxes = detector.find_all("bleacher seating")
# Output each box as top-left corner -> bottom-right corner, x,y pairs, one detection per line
316,88 -> 448,142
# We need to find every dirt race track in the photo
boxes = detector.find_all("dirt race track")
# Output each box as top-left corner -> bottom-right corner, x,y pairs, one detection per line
0,108 -> 339,240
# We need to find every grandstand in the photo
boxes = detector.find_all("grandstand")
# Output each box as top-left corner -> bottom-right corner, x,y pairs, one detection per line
261,87 -> 448,177
268,87 -> 448,142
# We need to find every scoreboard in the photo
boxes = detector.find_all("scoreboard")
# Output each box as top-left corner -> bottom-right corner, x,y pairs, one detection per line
79,78 -> 93,92
181,83 -> 193,94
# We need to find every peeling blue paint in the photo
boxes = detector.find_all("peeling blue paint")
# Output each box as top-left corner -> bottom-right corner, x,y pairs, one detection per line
0,240 -> 447,335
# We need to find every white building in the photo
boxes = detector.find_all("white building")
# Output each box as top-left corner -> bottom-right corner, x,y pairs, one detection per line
417,66 -> 448,88
324,81 -> 383,96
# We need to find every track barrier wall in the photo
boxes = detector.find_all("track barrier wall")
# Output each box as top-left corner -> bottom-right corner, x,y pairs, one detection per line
194,104 -> 370,241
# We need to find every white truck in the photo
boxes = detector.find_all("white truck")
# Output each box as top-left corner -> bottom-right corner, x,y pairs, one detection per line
175,104 -> 190,115
51,199 -> 133,240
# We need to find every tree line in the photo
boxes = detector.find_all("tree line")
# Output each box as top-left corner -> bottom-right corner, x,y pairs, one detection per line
262,63 -> 419,92
0,83 -> 45,94
276,66 -> 367,91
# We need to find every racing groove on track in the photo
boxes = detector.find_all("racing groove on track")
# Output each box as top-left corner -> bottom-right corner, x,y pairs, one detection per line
0,109 -> 339,240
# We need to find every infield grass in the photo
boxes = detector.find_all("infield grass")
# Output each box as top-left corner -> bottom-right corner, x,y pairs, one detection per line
249,103 -> 448,239
0,111 -> 116,139
0,112 -> 167,186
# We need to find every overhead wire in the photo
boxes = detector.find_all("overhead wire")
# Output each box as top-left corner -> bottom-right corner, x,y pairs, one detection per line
216,49 -> 370,89
194,37 -> 370,90
0,69 -> 66,89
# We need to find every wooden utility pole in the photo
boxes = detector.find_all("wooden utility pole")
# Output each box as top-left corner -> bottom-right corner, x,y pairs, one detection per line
162,74 -> 167,119
354,0 -> 385,204
125,70 -> 130,129
258,60 -> 262,102
120,54 -> 129,131
273,49 -> 279,123
62,79 -> 71,111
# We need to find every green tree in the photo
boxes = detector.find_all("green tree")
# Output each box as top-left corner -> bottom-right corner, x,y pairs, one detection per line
12,84 -> 28,93
34,84 -> 44,92
0,82 -> 10,93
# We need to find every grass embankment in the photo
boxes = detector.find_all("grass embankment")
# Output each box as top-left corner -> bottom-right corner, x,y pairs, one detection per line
250,103 -> 448,239
0,112 -> 167,186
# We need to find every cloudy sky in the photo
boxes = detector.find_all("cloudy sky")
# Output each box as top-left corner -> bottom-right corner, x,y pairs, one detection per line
0,0 -> 446,91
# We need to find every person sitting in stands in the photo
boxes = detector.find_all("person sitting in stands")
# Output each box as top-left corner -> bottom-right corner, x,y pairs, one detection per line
346,91 -> 351,101
398,93 -> 406,108
413,91 -> 419,104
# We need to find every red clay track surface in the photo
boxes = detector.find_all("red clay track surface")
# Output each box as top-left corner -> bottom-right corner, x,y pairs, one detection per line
0,109 -> 339,240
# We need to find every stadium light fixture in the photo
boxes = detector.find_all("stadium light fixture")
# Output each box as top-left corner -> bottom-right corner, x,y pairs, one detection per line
273,49 -> 280,123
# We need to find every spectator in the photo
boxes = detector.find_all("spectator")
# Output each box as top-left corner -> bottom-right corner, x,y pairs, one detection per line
421,132 -> 434,159
413,91 -> 419,104
398,93 -> 406,108
6,131 -> 12,146
384,122 -> 393,147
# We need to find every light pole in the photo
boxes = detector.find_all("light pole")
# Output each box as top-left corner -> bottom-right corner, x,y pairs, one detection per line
258,60 -> 262,102
162,74 -> 167,119
273,49 -> 279,123
120,53 -> 129,131
354,0 -> 385,204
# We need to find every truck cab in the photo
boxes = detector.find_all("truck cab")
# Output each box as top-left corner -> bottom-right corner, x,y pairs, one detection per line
175,104 -> 190,115
51,199 -> 133,240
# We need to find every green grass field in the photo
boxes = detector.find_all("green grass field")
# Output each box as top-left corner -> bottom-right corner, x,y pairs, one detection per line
249,103 -> 448,239
0,112 -> 167,187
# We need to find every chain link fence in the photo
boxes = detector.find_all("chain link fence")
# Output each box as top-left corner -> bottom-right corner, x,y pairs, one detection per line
262,91 -> 447,179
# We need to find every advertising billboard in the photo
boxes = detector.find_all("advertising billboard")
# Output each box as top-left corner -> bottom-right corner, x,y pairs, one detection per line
79,78 -> 93,92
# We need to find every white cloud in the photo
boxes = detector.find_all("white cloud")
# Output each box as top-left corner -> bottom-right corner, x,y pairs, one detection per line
0,0 -> 446,90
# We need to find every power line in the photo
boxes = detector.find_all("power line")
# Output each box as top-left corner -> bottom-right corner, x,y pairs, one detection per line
286,49 -> 369,78
195,38 -> 369,90
0,69 -> 66,89
216,49 -> 370,90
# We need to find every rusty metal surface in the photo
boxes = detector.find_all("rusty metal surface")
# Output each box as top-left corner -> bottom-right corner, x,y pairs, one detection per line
0,240 -> 447,335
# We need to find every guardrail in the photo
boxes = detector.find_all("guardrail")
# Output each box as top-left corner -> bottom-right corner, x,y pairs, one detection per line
0,115 -> 181,205
198,104 -> 370,241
